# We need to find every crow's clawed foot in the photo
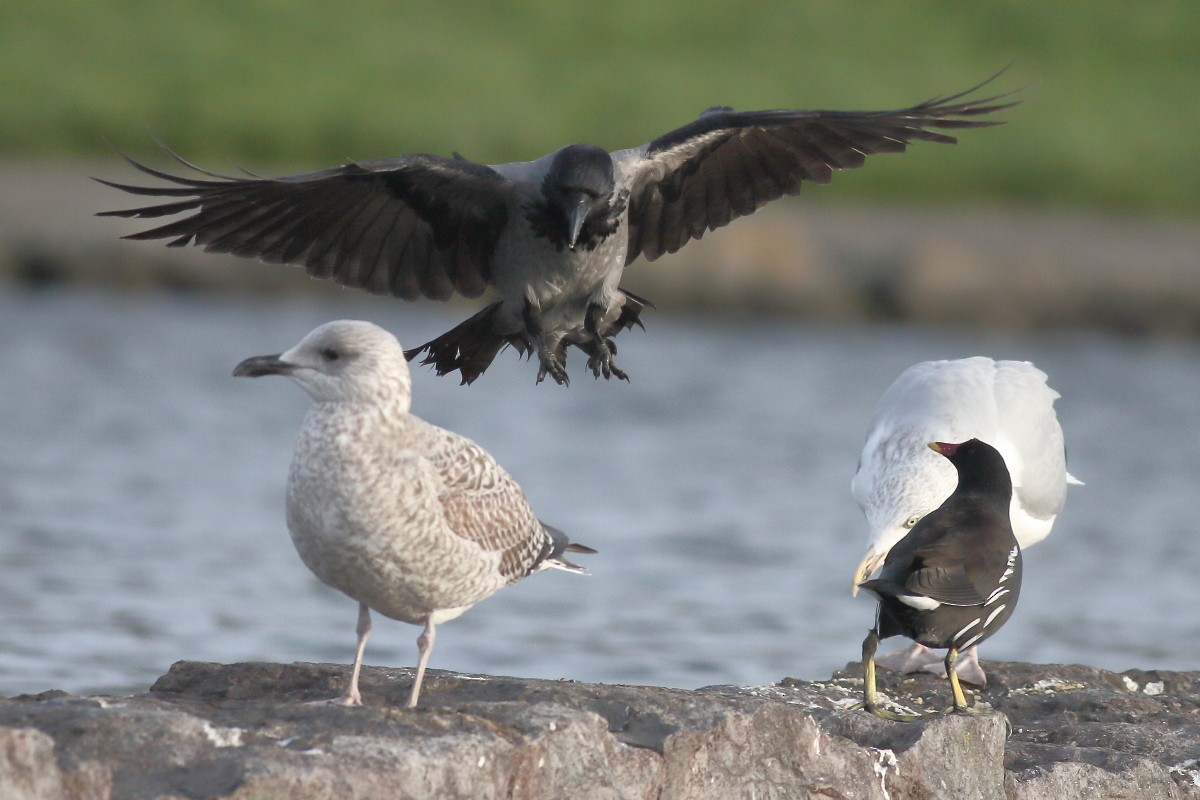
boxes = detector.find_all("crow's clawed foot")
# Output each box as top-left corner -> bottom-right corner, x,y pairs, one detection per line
586,338 -> 629,381
588,355 -> 628,383
535,348 -> 569,386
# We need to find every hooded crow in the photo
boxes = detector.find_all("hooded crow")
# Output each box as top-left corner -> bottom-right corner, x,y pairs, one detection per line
101,76 -> 1015,385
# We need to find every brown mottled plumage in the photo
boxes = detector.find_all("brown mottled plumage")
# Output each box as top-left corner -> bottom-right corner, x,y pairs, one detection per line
234,320 -> 592,707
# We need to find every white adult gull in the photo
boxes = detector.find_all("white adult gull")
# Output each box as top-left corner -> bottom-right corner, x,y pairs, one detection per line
850,357 -> 1080,685
233,319 -> 594,708
102,75 -> 1015,385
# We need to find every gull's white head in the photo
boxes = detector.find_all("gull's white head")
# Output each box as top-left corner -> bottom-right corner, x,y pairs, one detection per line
849,430 -> 958,594
234,320 -> 412,408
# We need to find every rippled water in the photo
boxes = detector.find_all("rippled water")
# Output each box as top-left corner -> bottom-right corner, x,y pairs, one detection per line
3,289 -> 1199,697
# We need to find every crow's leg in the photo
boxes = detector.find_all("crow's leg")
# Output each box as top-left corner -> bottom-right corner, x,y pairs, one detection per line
524,299 -> 569,386
583,302 -> 628,381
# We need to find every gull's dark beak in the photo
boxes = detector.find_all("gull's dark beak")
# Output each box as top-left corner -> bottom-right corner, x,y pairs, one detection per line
233,354 -> 294,378
567,197 -> 589,250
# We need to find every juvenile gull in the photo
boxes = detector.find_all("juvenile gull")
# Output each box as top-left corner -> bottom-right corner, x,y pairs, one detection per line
851,357 -> 1080,685
102,75 -> 1015,385
233,320 -> 594,707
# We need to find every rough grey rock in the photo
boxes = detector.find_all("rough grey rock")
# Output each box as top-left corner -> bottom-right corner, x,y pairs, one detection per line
1,660 -> 1197,799
832,659 -> 1200,800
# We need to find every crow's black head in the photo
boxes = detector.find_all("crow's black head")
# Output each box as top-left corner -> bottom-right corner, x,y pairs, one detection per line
533,145 -> 623,250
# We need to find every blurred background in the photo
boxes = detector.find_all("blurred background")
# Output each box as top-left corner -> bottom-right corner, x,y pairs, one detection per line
2,1 -> 1199,696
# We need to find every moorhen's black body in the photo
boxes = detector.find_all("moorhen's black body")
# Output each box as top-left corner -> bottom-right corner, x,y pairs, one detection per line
856,438 -> 1021,721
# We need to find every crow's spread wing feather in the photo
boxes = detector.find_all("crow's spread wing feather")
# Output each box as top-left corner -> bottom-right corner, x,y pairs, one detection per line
613,76 -> 1017,264
97,149 -> 512,301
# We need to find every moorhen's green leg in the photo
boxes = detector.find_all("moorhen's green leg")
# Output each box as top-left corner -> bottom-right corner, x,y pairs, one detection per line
856,629 -> 929,722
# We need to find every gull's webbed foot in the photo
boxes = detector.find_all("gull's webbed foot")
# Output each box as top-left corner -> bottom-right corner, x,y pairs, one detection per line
876,642 -> 988,687
306,693 -> 362,707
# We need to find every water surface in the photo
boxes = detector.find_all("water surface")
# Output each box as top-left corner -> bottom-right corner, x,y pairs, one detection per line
2,289 -> 1198,696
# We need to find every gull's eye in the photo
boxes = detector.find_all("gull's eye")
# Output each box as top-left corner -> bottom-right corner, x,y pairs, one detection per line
320,348 -> 340,362
903,514 -> 922,529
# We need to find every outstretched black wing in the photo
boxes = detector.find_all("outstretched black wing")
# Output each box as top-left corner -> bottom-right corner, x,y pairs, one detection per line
613,75 -> 1018,264
97,149 -> 512,301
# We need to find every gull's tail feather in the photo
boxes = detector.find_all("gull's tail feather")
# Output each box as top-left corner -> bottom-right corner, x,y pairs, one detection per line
536,524 -> 596,575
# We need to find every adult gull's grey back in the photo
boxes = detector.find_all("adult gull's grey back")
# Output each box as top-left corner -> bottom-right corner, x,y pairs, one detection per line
103,75 -> 1017,384
852,357 -> 1078,582
233,320 -> 593,707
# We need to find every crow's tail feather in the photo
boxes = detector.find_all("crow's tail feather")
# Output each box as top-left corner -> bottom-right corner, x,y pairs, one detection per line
404,302 -> 524,385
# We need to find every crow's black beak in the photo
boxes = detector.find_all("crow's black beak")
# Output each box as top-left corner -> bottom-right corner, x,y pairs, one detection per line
567,197 -> 589,250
